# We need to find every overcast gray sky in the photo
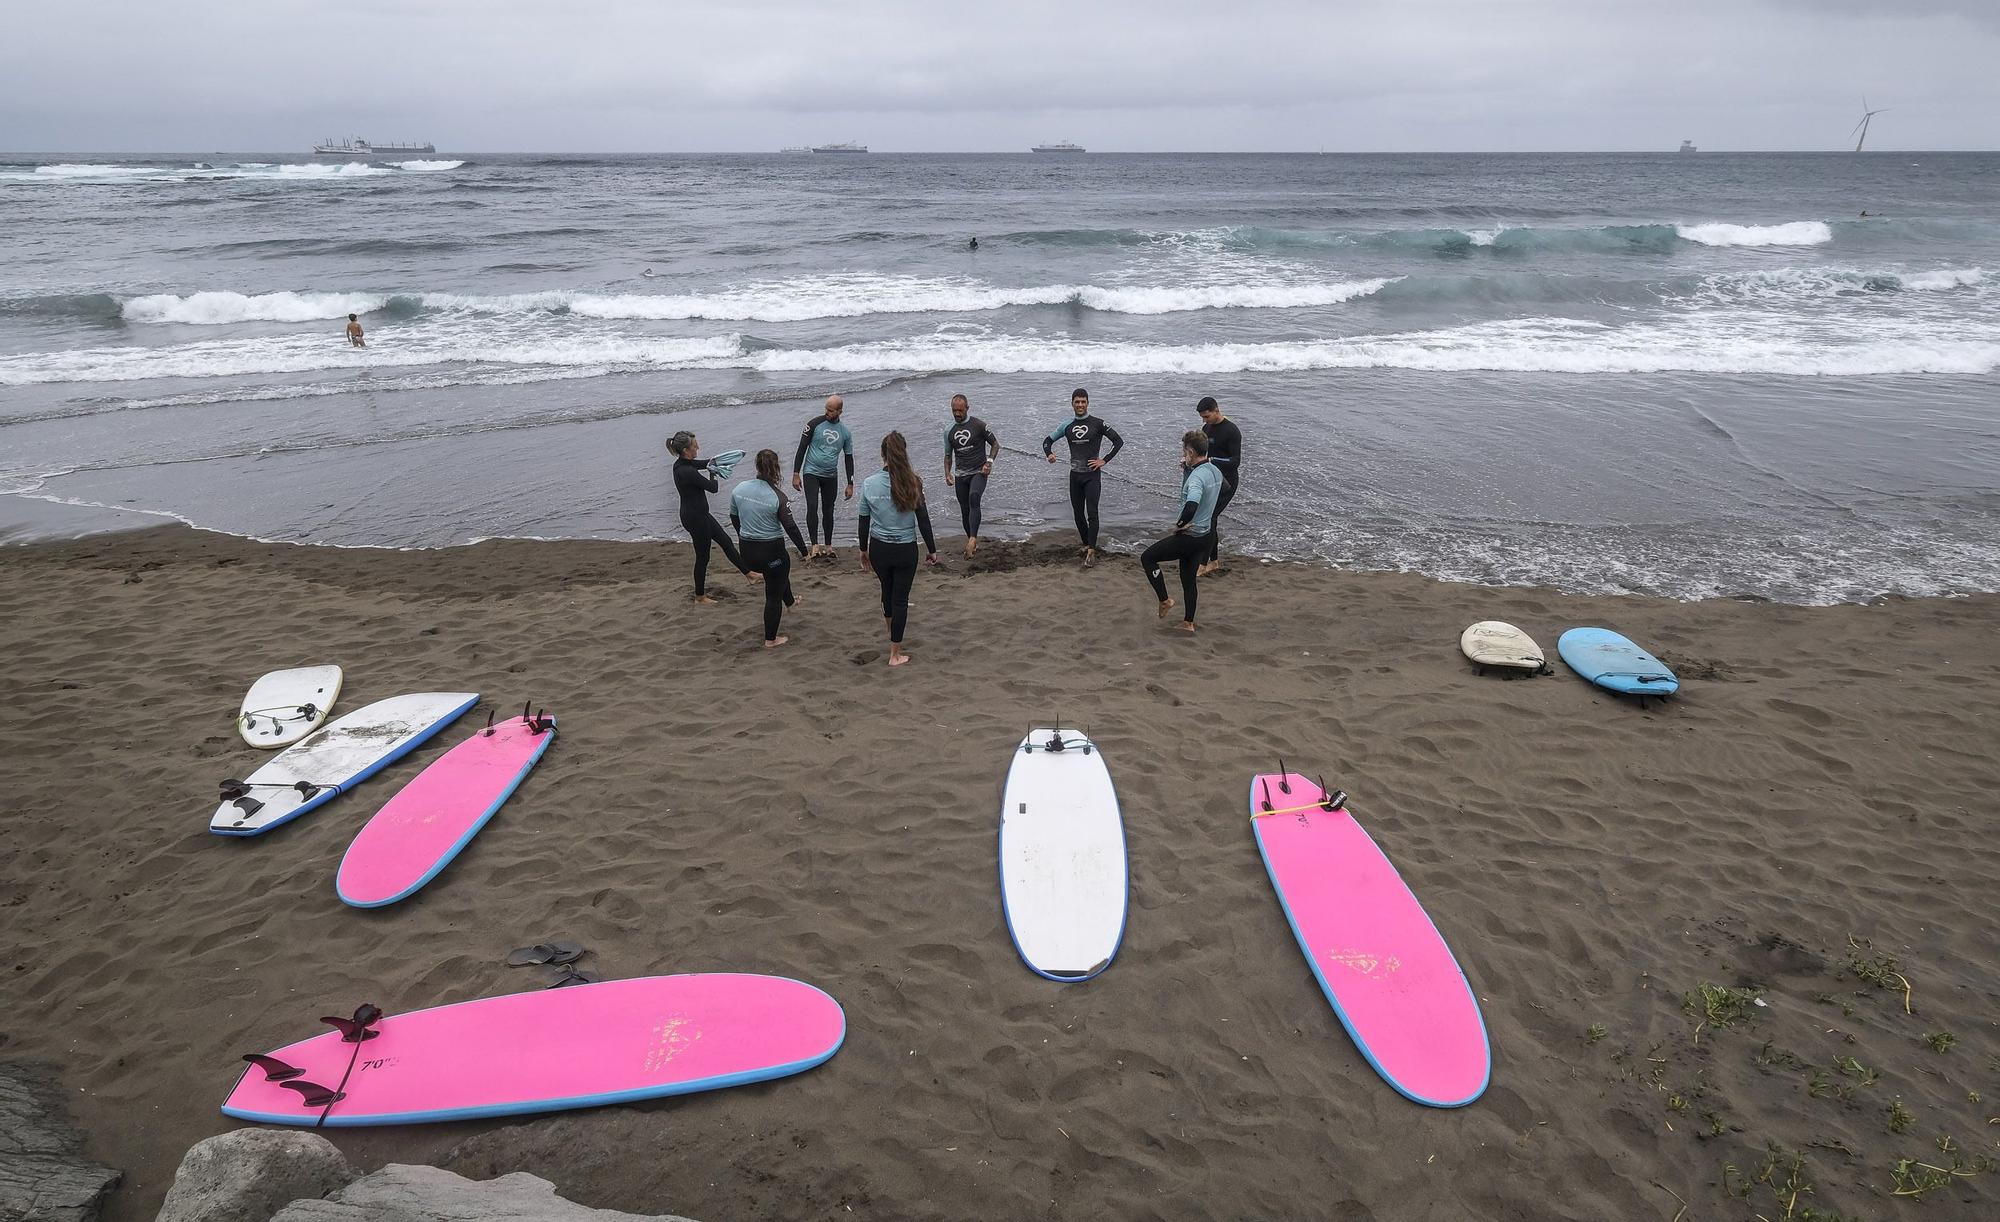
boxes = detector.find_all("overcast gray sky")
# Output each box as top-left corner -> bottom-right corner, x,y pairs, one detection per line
4,0 -> 1996,152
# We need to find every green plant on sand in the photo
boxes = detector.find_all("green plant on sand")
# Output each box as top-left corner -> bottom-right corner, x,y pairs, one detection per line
1684,983 -> 1762,1042
1922,1031 -> 1955,1053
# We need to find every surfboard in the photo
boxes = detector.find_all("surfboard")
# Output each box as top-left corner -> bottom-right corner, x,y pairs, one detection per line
1557,627 -> 1680,697
210,693 -> 480,837
1459,622 -> 1545,673
238,665 -> 343,748
222,973 -> 844,1127
1250,772 -> 1489,1107
999,727 -> 1127,982
336,713 -> 557,908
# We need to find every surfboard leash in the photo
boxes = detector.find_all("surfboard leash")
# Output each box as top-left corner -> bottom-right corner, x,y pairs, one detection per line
1251,765 -> 1348,820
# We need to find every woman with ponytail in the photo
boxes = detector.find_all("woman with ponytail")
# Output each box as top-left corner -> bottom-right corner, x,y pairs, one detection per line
729,449 -> 811,647
857,430 -> 939,667
667,430 -> 753,603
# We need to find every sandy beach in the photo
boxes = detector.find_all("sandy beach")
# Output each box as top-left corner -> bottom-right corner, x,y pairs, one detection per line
2,524 -> 1996,1221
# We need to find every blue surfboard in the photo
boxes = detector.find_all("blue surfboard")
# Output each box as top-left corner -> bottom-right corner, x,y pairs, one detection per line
1557,628 -> 1679,697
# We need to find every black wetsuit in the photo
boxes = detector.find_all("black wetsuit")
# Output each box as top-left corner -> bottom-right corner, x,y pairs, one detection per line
944,415 -> 998,539
672,456 -> 745,595
1042,414 -> 1123,548
1201,417 -> 1242,566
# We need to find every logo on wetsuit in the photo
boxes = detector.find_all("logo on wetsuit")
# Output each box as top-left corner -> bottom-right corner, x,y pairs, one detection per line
951,428 -> 974,450
813,428 -> 841,455
1069,423 -> 1091,443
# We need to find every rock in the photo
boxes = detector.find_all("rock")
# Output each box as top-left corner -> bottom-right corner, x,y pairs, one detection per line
154,1130 -> 356,1222
0,1061 -> 121,1222
269,1165 -> 701,1221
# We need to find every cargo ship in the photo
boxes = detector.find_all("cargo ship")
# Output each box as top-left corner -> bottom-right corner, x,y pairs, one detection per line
313,138 -> 437,158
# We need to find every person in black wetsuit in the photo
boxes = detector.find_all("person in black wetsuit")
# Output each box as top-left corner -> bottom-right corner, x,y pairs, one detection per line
857,431 -> 940,668
667,430 -> 754,604
942,393 -> 999,557
1042,387 -> 1123,567
729,449 -> 811,648
1196,396 -> 1242,577
790,394 -> 855,560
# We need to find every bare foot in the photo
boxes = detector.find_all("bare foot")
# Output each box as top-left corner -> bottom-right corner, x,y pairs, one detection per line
1174,620 -> 1197,633
888,651 -> 910,667
1196,562 -> 1217,578
764,635 -> 790,648
1082,547 -> 1096,569
963,538 -> 976,558
1157,599 -> 1175,618
744,571 -> 763,585
692,594 -> 717,604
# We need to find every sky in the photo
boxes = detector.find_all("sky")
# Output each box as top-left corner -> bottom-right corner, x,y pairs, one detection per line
3,0 -> 1996,152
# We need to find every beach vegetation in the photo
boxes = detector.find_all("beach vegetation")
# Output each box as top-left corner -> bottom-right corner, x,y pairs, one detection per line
1888,1136 -> 1996,1200
1921,1031 -> 1954,1053
1722,1145 -> 1859,1221
1807,1070 -> 1833,1099
1844,936 -> 1913,1012
1684,983 -> 1762,1041
1586,1023 -> 1607,1043
1833,1055 -> 1877,1086
1756,1041 -> 1806,1071
1886,1098 -> 1914,1133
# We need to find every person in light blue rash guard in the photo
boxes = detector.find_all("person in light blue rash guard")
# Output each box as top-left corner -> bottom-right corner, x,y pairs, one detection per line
1140,430 -> 1223,631
1043,387 -> 1122,567
942,392 -> 999,557
857,430 -> 940,668
730,449 -> 811,648
791,394 -> 855,559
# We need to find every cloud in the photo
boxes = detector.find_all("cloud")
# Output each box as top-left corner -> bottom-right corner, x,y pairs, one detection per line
1,0 -> 1995,150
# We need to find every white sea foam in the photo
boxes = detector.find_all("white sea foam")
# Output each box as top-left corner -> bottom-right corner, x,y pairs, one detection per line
118,275 -> 1394,326
16,314 -> 1996,386
122,291 -> 393,325
387,160 -> 465,172
1899,267 -> 1985,291
1674,221 -> 1833,247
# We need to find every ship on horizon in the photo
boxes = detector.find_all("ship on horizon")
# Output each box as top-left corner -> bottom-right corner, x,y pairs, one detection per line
779,145 -> 811,153
811,141 -> 868,153
1032,140 -> 1085,153
313,138 -> 436,158
1678,139 -> 1697,153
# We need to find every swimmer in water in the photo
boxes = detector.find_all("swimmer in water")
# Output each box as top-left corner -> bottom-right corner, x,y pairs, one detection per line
345,313 -> 365,347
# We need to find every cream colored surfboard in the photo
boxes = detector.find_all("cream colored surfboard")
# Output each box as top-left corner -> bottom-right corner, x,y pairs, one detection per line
238,665 -> 344,748
1459,622 -> 1545,672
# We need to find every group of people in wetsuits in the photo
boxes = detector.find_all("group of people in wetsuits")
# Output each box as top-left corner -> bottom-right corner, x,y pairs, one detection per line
668,388 -> 1244,662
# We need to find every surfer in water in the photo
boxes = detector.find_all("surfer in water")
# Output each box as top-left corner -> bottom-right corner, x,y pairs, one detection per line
791,395 -> 855,560
730,449 -> 811,648
1195,396 -> 1241,577
1141,430 -> 1224,632
942,393 -> 999,557
668,431 -> 755,604
345,313 -> 365,347
1043,388 -> 1123,567
858,431 -> 940,667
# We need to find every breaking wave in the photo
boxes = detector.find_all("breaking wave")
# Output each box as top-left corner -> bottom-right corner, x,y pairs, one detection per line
7,314 -> 1996,387
0,160 -> 463,184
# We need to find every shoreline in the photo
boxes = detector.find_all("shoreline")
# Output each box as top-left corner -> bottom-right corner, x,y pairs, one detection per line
5,524 -> 1997,1220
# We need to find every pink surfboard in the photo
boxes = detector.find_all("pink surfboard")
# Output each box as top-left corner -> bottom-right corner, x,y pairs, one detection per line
223,974 -> 845,1126
1250,773 -> 1489,1107
337,714 -> 556,908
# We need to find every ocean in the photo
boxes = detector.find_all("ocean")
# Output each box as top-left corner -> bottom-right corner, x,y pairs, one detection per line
2,151 -> 1996,604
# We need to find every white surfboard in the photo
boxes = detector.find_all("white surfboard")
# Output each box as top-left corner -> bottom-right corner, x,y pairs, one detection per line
211,693 -> 479,837
238,665 -> 344,748
999,728 -> 1127,982
1460,621 -> 1546,672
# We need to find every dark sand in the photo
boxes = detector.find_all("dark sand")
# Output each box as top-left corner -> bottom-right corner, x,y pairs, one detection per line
2,525 -> 1996,1220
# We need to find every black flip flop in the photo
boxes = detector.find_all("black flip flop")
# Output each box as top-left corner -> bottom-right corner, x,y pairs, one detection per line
544,966 -> 602,989
506,940 -> 585,967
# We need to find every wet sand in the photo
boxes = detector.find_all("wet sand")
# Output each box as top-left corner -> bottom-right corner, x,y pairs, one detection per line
2,525 -> 1996,1220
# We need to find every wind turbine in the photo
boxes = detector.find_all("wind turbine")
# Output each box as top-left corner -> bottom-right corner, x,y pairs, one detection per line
1851,97 -> 1888,152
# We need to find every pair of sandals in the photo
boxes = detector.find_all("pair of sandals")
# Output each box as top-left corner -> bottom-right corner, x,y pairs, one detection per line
506,940 -> 601,988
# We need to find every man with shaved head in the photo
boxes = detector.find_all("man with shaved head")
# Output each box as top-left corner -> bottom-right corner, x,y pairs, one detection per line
792,393 -> 855,558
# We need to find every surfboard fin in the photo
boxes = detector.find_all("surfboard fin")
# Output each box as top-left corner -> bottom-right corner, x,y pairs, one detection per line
481,709 -> 496,737
241,1053 -> 305,1082
319,1003 -> 383,1043
277,1079 -> 347,1108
